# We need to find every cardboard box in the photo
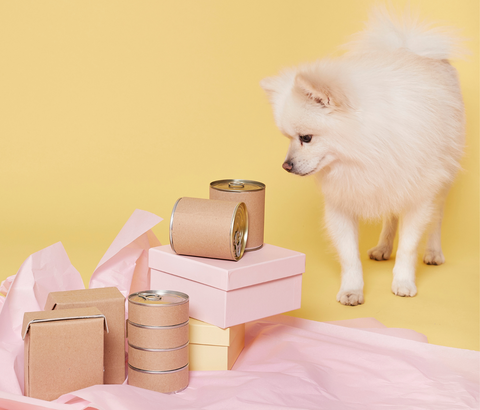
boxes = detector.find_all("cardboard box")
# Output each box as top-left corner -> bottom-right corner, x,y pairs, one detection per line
149,244 -> 304,328
45,287 -> 126,384
22,307 -> 107,401
189,318 -> 244,371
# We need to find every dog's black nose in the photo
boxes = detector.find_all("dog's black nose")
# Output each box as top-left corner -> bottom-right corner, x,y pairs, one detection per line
282,161 -> 293,172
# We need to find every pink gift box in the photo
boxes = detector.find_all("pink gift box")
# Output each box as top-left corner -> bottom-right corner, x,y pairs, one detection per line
149,244 -> 305,328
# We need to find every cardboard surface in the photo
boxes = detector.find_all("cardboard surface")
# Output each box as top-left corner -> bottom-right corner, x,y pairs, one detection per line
189,318 -> 244,346
23,307 -> 105,401
189,319 -> 245,370
45,287 -> 126,384
190,337 -> 244,371
22,308 -> 108,339
149,243 -> 305,291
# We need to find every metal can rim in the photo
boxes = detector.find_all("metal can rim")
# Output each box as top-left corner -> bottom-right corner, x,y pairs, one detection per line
210,179 -> 265,192
128,290 -> 189,307
128,341 -> 189,352
230,202 -> 248,261
169,198 -> 183,253
128,362 -> 189,374
128,319 -> 189,330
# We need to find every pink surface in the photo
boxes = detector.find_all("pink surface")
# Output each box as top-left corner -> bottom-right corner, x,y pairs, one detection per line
149,244 -> 305,290
0,210 -> 478,409
151,268 -> 302,328
2,315 -> 478,409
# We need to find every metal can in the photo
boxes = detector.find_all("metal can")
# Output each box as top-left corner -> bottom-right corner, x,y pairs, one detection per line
127,290 -> 190,394
127,320 -> 189,350
169,197 -> 248,261
128,342 -> 189,372
209,179 -> 265,251
128,363 -> 189,394
128,290 -> 189,327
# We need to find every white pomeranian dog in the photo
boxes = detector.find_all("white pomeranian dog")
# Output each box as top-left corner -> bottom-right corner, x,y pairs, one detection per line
261,7 -> 466,305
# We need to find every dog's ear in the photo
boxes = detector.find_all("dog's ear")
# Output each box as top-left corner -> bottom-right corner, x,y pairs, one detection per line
260,76 -> 280,99
261,71 -> 297,104
294,73 -> 338,108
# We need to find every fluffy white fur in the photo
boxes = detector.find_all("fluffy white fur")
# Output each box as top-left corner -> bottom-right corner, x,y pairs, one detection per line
261,7 -> 466,305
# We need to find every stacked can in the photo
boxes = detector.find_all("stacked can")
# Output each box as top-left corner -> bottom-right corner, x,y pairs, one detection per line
210,179 -> 266,251
127,290 -> 189,394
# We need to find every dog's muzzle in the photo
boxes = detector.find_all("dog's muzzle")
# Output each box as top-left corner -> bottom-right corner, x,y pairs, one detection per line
282,161 -> 293,172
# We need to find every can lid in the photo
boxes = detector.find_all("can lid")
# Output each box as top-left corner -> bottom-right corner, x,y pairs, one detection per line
210,179 -> 265,192
128,290 -> 189,306
230,202 -> 248,261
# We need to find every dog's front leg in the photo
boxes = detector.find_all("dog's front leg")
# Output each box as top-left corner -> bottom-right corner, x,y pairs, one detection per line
392,201 -> 433,297
324,203 -> 364,306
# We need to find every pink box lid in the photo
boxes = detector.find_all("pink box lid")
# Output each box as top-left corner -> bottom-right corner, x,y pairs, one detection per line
148,244 -> 305,291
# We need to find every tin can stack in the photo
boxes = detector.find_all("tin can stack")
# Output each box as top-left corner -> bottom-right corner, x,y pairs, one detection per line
127,290 -> 190,394
148,178 -> 304,373
169,179 -> 265,262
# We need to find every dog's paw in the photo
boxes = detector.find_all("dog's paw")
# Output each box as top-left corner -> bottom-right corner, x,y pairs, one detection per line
391,279 -> 417,297
423,249 -> 445,265
337,290 -> 364,306
368,245 -> 392,261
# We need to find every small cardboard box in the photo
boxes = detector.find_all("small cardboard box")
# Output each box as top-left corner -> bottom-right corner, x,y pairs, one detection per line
149,244 -> 305,328
189,318 -> 245,371
23,307 -> 107,401
45,287 -> 126,384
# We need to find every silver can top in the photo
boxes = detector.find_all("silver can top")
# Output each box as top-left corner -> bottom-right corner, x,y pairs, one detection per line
230,202 -> 248,260
210,179 -> 265,193
128,290 -> 189,306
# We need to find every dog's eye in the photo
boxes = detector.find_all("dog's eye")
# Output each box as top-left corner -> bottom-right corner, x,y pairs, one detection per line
299,135 -> 312,143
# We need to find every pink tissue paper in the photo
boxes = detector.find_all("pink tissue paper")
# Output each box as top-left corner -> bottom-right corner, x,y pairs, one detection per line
0,209 -> 478,410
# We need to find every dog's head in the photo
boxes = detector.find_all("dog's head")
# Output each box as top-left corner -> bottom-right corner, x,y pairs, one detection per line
261,64 -> 354,176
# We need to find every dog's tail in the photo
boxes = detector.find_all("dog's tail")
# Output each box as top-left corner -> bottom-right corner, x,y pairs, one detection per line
344,5 -> 468,60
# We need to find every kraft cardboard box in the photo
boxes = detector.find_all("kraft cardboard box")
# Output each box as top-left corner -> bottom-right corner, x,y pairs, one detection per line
149,244 -> 305,328
189,318 -> 245,371
22,307 -> 107,401
45,287 -> 125,384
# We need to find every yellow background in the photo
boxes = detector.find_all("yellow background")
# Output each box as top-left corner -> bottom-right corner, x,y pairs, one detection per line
0,1 -> 478,350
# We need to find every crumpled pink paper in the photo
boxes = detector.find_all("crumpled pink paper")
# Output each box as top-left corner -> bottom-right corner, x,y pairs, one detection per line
0,275 -> 15,314
0,209 -> 162,398
0,208 -> 478,409
0,242 -> 85,396
89,209 -> 162,316
3,316 -> 477,410
0,275 -> 15,296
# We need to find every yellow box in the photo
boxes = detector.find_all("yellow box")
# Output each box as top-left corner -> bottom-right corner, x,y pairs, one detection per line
189,318 -> 245,371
